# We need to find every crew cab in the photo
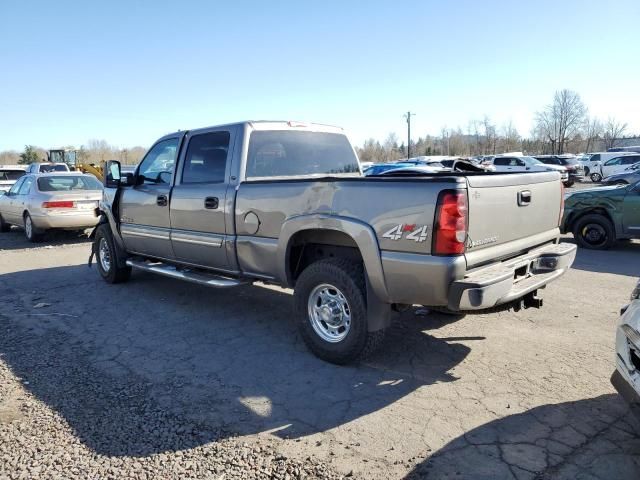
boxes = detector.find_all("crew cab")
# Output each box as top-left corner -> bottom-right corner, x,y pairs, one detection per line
92,121 -> 576,364
562,180 -> 640,249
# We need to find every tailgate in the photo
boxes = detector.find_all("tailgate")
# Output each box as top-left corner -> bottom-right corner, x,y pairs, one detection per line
465,172 -> 561,268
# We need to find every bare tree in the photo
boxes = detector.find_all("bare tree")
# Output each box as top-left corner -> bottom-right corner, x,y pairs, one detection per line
584,117 -> 603,153
482,116 -> 496,154
535,89 -> 586,154
602,117 -> 627,150
501,120 -> 521,152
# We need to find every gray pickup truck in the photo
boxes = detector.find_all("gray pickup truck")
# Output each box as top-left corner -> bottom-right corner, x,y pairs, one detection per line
92,121 -> 576,364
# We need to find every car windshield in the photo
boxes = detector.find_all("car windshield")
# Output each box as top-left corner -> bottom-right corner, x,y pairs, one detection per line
0,170 -> 26,181
37,175 -> 102,191
39,164 -> 68,173
522,156 -> 543,165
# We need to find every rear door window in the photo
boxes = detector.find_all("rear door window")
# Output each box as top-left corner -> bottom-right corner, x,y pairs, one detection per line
493,158 -> 510,166
181,131 -> 230,184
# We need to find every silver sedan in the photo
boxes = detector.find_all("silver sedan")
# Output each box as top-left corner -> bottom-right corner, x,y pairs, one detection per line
0,173 -> 102,242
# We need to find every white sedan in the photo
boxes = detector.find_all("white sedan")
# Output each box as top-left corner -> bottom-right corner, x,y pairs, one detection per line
0,173 -> 102,242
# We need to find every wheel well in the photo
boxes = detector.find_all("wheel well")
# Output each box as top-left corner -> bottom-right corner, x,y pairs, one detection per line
288,230 -> 363,284
568,208 -> 614,232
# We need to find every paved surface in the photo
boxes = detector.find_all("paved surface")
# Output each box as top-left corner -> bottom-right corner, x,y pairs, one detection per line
0,227 -> 639,479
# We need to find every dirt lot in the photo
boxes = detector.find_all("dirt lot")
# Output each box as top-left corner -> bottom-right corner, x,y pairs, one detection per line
1,226 -> 639,479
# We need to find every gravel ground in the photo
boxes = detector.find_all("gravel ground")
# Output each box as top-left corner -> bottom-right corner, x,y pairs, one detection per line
0,227 -> 639,479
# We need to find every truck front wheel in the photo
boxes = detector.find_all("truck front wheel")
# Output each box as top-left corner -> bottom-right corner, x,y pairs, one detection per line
94,224 -> 131,283
294,258 -> 385,364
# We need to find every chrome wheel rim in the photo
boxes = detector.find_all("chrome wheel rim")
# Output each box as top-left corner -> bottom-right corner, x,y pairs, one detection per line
25,216 -> 32,238
98,237 -> 111,272
307,283 -> 351,343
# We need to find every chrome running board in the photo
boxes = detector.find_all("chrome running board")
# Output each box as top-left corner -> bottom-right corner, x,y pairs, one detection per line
126,259 -> 246,288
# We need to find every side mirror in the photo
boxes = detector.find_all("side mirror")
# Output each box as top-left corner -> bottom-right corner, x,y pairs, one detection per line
104,160 -> 122,188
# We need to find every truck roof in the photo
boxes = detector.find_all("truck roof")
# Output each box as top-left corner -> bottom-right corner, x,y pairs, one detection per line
159,120 -> 345,140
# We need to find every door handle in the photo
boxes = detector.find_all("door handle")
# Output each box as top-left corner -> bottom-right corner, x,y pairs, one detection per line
204,197 -> 219,209
156,194 -> 168,207
518,190 -> 532,206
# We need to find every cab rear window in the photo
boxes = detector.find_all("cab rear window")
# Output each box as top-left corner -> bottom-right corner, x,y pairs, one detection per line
246,131 -> 360,178
37,176 -> 102,191
0,170 -> 25,181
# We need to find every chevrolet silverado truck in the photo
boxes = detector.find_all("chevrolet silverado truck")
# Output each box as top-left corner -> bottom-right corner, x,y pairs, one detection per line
91,121 -> 576,364
562,181 -> 640,249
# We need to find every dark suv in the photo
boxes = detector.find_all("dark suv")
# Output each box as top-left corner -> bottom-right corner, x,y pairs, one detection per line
533,156 -> 583,187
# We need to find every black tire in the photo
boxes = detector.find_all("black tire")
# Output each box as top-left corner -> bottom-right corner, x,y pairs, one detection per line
590,172 -> 602,182
615,180 -> 628,185
294,258 -> 385,365
573,214 -> 616,250
23,212 -> 43,242
94,224 -> 131,283
0,214 -> 10,233
563,181 -> 574,188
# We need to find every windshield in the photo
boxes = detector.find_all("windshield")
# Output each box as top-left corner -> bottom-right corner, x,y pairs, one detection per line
522,156 -> 544,166
0,170 -> 26,181
39,164 -> 69,173
37,175 -> 102,191
246,131 -> 360,178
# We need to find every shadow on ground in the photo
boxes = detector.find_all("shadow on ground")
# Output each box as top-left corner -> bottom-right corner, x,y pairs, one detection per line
0,264 -> 472,457
561,237 -> 640,277
0,226 -> 91,251
406,394 -> 640,480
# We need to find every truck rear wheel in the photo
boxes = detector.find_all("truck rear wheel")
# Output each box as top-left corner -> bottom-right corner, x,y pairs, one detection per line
294,258 -> 385,364
94,224 -> 131,283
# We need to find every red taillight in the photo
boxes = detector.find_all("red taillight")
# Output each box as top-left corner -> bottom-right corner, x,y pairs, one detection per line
433,190 -> 467,255
42,201 -> 75,209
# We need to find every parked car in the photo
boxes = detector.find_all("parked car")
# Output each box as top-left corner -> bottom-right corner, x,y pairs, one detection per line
581,152 -> 636,181
26,162 -> 71,174
591,154 -> 640,182
602,163 -> 640,185
0,173 -> 103,242
533,155 -> 584,187
0,167 -> 26,194
92,120 -> 576,364
561,180 -> 640,249
484,155 -> 570,184
608,146 -> 640,153
611,278 -> 640,420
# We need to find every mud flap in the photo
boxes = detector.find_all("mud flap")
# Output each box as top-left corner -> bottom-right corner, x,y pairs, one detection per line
366,275 -> 395,331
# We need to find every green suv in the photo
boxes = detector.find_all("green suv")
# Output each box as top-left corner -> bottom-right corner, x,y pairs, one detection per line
562,181 -> 640,249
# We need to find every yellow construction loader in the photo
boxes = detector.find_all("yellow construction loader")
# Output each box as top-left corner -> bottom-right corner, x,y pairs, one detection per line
48,149 -> 104,180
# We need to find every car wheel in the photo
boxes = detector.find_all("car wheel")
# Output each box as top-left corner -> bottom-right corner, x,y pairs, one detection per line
590,172 -> 602,182
293,258 -> 385,364
563,181 -> 574,188
573,214 -> 616,250
94,224 -> 131,283
615,180 -> 628,185
0,214 -> 10,232
23,213 -> 43,242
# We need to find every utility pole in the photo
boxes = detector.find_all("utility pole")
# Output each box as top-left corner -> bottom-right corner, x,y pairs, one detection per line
404,111 -> 415,159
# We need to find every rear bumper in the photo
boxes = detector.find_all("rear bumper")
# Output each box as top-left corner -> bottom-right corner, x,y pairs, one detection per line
447,242 -> 576,311
31,211 -> 100,230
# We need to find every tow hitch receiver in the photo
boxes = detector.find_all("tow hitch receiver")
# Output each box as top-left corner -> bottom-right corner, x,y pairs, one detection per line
511,291 -> 543,312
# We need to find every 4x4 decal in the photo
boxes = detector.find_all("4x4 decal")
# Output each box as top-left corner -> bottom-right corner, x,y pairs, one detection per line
382,224 -> 429,242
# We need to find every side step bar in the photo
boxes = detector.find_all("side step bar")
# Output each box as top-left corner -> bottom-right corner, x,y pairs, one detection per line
126,259 -> 246,288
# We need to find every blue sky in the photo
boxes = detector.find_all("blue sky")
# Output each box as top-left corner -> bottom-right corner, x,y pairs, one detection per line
1,0 -> 638,150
